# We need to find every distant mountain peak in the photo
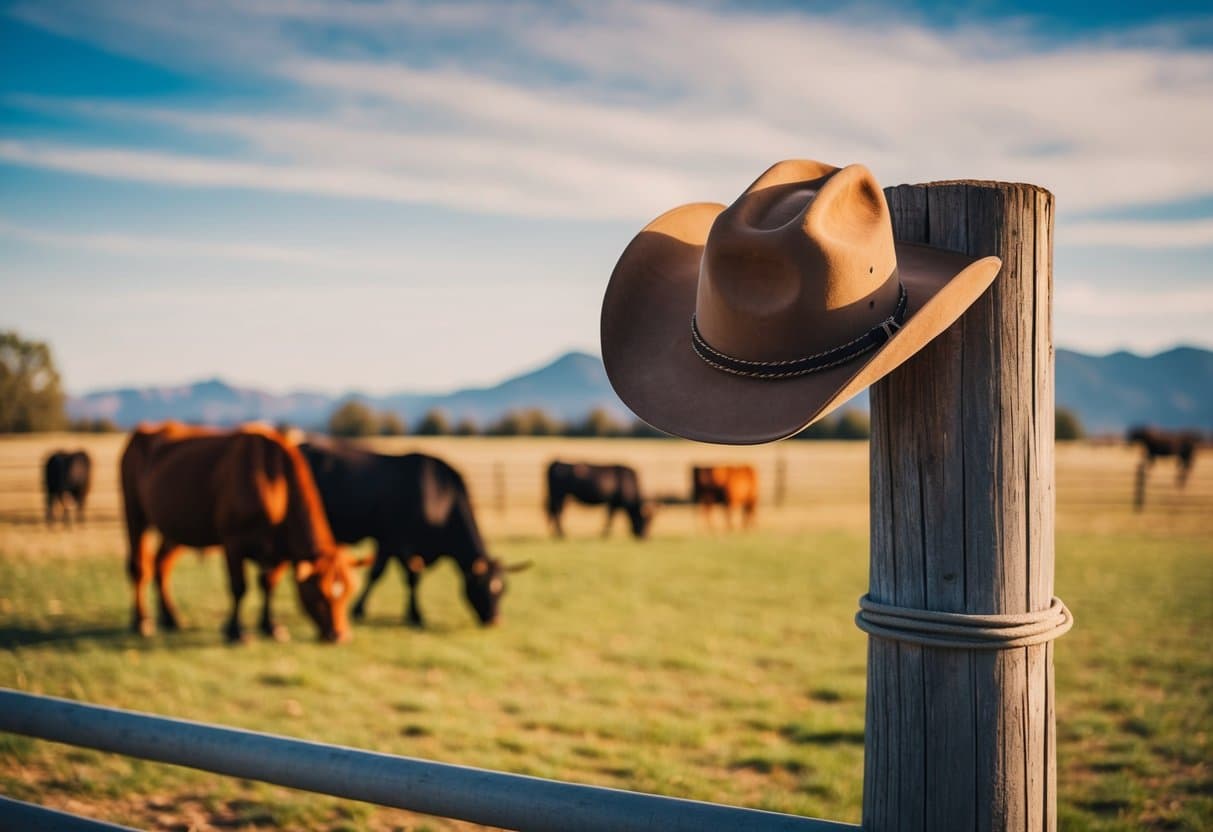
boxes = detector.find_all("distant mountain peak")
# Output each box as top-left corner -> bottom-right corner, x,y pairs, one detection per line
67,346 -> 1212,433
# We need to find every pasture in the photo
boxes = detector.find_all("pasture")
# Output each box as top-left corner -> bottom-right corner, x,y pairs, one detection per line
1,433 -> 1210,831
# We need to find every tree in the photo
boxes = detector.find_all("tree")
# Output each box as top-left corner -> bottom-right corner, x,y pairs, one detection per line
68,416 -> 119,433
378,410 -> 407,436
0,331 -> 66,433
630,419 -> 666,438
796,418 -> 834,440
487,408 -> 562,436
571,407 -> 625,437
454,417 -> 479,436
1055,407 -> 1084,441
834,409 -> 871,440
521,408 -> 563,436
415,408 -> 451,436
327,399 -> 378,437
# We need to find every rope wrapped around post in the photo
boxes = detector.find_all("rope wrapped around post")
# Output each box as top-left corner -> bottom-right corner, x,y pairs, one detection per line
855,595 -> 1072,649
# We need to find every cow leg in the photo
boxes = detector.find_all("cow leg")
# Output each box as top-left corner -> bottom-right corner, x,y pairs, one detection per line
352,545 -> 390,621
154,541 -> 187,631
75,492 -> 86,526
404,555 -> 425,629
258,561 -> 291,642
602,505 -> 618,538
222,548 -> 251,644
45,493 -> 57,527
127,527 -> 156,637
547,494 -> 566,538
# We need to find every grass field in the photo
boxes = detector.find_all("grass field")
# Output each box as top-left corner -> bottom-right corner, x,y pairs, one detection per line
1,433 -> 1210,830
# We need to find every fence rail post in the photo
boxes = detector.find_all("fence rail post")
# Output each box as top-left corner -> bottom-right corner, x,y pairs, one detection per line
864,181 -> 1057,831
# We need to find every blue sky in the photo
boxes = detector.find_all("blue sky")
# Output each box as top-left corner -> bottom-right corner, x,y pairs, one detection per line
2,0 -> 1211,395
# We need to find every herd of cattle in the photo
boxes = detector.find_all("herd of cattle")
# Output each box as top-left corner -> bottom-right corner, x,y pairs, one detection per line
43,424 -> 1198,644
40,423 -> 763,644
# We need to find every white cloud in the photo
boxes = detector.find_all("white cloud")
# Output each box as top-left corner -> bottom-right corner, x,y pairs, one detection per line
1063,217 -> 1213,249
3,0 -> 1212,386
0,217 -> 370,268
4,1 -> 1212,221
1055,281 -> 1213,353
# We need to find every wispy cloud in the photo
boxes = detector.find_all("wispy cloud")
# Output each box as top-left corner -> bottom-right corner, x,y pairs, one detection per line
1057,282 -> 1213,318
5,1 -> 1212,224
0,217 -> 398,270
1055,281 -> 1213,353
1064,217 -> 1213,248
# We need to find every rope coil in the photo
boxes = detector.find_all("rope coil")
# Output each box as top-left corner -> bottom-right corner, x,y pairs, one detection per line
855,594 -> 1072,649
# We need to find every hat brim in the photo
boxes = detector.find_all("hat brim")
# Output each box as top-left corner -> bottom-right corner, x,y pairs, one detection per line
601,201 -> 1001,445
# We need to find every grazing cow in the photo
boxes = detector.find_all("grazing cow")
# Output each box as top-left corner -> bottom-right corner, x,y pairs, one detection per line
692,465 -> 758,530
44,449 -> 91,527
300,441 -> 527,628
121,423 -> 361,643
1127,426 -> 1201,487
546,461 -> 654,539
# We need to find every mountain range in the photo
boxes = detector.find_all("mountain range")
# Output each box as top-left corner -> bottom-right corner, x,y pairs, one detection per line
67,347 -> 1213,435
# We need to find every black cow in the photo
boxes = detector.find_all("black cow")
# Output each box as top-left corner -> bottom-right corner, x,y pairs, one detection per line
44,449 -> 91,527
546,461 -> 654,539
1127,426 -> 1201,487
300,441 -> 527,627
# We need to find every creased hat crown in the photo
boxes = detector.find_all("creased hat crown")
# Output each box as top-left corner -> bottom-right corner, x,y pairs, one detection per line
694,160 -> 900,363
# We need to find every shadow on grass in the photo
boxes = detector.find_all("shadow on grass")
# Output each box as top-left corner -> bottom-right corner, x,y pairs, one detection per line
0,621 -> 232,651
348,614 -> 479,636
779,724 -> 865,746
0,510 -> 123,527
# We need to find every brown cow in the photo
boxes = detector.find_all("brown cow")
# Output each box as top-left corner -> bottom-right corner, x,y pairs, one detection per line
691,465 -> 758,530
121,422 -> 361,643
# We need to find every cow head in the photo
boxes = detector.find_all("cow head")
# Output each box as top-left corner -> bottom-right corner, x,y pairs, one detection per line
629,501 -> 658,539
464,556 -> 531,626
294,550 -> 365,642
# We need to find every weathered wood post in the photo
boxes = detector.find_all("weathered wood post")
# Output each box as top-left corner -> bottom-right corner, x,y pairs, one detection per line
1134,460 -> 1147,511
863,181 -> 1061,831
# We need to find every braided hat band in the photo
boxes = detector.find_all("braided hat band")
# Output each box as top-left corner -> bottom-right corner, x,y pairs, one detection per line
691,283 -> 908,380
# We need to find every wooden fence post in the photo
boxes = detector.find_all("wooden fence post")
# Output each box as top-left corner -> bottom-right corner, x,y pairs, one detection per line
494,462 -> 507,514
864,181 -> 1057,831
1134,460 -> 1147,512
774,453 -> 787,508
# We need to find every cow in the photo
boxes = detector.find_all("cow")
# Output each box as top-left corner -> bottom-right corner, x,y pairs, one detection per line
1127,426 -> 1201,487
44,449 -> 91,527
545,461 -> 654,539
300,441 -> 528,628
692,465 -> 758,530
121,423 -> 362,643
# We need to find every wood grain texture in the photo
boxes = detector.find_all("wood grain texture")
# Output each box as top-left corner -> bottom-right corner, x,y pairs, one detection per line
864,181 -> 1057,831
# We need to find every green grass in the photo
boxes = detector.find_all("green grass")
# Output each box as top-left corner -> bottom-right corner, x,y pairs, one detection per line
1,527 -> 1210,830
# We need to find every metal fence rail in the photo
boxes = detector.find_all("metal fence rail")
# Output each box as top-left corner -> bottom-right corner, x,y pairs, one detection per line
0,689 -> 857,832
0,795 -> 139,831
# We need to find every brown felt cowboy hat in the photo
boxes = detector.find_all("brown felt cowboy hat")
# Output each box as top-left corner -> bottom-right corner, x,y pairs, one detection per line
600,159 -> 1002,445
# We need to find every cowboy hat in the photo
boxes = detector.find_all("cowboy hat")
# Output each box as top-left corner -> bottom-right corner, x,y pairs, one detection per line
600,159 -> 1001,445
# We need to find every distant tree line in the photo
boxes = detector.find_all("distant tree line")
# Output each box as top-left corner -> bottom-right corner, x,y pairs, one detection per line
325,401 -> 875,440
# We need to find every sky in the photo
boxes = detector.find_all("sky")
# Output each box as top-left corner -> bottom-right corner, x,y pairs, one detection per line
2,0 -> 1212,395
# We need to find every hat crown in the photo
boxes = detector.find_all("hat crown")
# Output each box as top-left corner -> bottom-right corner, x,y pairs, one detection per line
694,160 -> 900,362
